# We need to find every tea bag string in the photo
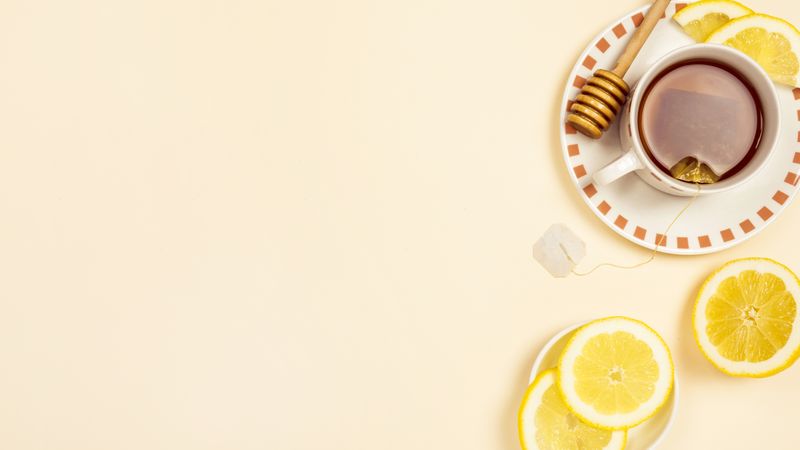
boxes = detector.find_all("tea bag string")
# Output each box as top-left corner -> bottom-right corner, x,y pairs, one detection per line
569,183 -> 701,276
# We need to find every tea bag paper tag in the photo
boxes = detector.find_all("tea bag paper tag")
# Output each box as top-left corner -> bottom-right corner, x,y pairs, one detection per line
533,224 -> 586,278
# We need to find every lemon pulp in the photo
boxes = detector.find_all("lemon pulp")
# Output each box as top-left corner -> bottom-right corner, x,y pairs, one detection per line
722,27 -> 799,86
706,270 -> 797,362
535,383 -> 613,449
706,14 -> 800,87
574,331 -> 659,415
684,13 -> 736,41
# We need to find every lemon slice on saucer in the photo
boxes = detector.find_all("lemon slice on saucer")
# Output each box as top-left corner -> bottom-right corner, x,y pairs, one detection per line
557,317 -> 674,430
673,0 -> 753,42
518,369 -> 626,450
693,258 -> 800,377
706,14 -> 800,87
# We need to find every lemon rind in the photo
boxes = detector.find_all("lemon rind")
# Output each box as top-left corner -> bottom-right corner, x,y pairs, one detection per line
556,316 -> 674,431
692,257 -> 800,378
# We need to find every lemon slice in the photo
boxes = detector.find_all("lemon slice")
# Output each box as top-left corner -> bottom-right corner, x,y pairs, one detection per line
518,369 -> 626,450
557,317 -> 674,430
693,258 -> 800,377
673,0 -> 753,42
706,14 -> 800,87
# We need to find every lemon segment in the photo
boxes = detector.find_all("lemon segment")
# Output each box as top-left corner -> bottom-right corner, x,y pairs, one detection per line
518,369 -> 626,450
673,0 -> 753,42
557,317 -> 674,430
694,258 -> 800,377
706,14 -> 800,87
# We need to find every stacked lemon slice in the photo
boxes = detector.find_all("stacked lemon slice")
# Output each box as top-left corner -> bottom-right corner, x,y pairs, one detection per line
518,317 -> 674,449
673,0 -> 753,41
673,0 -> 800,87
519,370 -> 627,450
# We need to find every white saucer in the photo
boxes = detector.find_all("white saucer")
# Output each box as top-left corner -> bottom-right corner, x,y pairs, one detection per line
529,323 -> 678,450
560,1 -> 800,255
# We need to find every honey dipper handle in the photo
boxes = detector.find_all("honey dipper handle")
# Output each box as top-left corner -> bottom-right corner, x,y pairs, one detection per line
611,0 -> 672,77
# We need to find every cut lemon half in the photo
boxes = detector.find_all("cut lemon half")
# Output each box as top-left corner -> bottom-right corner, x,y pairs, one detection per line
557,317 -> 674,430
693,258 -> 800,377
706,14 -> 800,87
673,0 -> 753,42
518,369 -> 626,450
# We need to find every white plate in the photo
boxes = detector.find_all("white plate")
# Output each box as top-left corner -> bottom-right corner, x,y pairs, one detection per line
529,323 -> 678,450
560,1 -> 800,255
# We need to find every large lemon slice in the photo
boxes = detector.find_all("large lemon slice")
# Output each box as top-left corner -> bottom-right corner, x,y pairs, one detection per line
557,317 -> 674,430
673,0 -> 753,42
693,258 -> 800,377
706,14 -> 800,87
518,369 -> 626,450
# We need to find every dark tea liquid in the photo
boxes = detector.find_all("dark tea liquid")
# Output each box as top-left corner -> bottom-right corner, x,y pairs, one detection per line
638,59 -> 763,182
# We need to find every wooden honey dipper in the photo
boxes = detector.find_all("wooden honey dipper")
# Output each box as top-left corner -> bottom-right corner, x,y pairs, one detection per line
566,0 -> 671,139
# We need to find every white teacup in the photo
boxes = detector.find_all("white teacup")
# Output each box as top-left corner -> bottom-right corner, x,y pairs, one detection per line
593,44 -> 781,197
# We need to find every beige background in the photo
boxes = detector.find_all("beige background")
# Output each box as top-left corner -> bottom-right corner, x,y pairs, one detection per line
1,0 -> 799,448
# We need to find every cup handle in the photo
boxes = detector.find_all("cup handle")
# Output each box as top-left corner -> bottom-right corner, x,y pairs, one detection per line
592,148 -> 643,186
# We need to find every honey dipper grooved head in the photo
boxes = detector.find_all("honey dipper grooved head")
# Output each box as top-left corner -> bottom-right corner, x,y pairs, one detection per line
595,70 -> 629,96
566,70 -> 631,139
